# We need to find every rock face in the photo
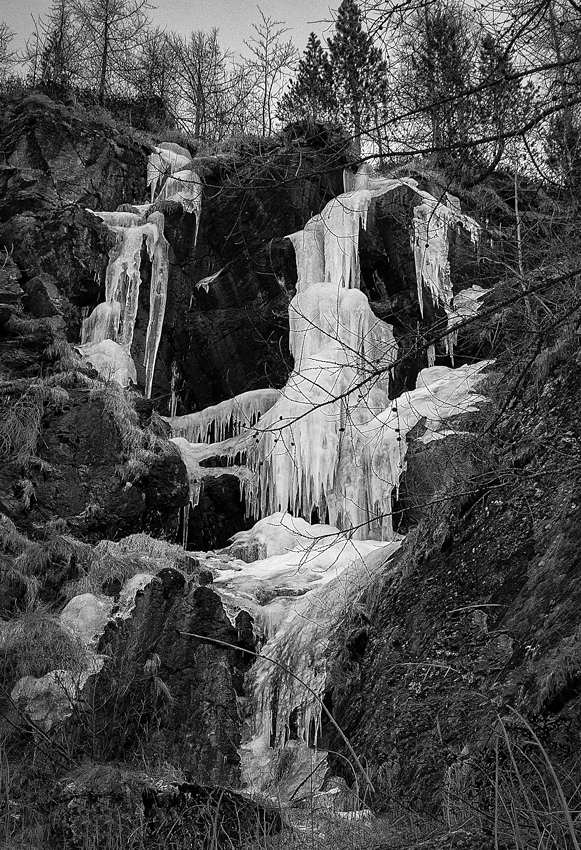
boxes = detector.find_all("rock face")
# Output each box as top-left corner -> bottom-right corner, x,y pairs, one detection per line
327,341 -> 581,822
0,94 -> 147,326
0,386 -> 189,545
67,568 -> 253,786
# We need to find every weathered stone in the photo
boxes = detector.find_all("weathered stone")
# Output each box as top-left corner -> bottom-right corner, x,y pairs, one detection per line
0,387 -> 189,544
21,272 -> 72,317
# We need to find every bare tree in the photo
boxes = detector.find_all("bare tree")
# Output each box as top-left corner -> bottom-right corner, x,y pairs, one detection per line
36,0 -> 86,89
169,29 -> 234,140
73,0 -> 152,103
126,26 -> 176,113
0,22 -> 15,84
242,8 -> 298,136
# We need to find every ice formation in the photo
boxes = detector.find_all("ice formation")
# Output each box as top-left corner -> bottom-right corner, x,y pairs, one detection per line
167,388 -> 281,444
78,145 -> 202,396
210,525 -> 401,796
164,164 -> 490,799
412,190 -> 480,320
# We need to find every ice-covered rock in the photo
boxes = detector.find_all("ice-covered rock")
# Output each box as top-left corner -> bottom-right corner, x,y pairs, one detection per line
75,338 -> 137,387
60,593 -> 114,645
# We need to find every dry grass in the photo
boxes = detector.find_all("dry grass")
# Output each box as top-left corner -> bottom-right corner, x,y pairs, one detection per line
89,382 -> 179,484
63,532 -> 194,600
0,391 -> 43,466
0,601 -> 87,681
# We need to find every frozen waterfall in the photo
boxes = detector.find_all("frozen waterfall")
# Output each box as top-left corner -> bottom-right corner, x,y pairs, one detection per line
167,164 -> 490,800
77,145 -> 202,397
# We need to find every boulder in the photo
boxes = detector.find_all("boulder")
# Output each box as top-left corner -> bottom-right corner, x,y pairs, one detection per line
21,272 -> 72,318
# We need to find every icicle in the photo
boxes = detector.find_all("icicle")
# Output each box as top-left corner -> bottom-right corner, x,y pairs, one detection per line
147,146 -> 192,202
90,210 -> 144,228
143,211 -> 169,399
427,343 -> 436,368
182,505 -> 189,549
286,216 -> 325,293
75,339 -> 137,387
170,361 -> 180,417
166,388 -> 281,444
195,268 -> 224,293
411,191 -> 480,319
288,171 -> 418,292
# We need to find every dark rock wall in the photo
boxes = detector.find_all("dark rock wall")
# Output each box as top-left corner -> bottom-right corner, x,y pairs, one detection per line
327,344 -> 581,816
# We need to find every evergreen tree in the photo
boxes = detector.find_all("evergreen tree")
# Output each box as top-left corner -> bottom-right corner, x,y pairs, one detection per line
473,33 -> 524,177
39,0 -> 83,89
327,0 -> 389,153
277,32 -> 336,124
404,0 -> 474,160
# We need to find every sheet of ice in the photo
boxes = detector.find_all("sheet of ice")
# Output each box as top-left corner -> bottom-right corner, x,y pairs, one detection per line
11,666 -> 100,732
157,141 -> 191,159
195,268 -> 225,293
289,283 -> 396,373
158,168 -> 203,217
170,437 -> 203,507
449,284 -> 488,328
244,358 -> 489,540
104,223 -> 152,347
116,572 -> 156,619
286,216 -> 325,293
228,511 -> 342,560
147,147 -> 192,202
83,209 -> 170,397
60,593 -> 114,646
91,210 -> 144,228
287,172 -> 418,293
411,191 -> 480,319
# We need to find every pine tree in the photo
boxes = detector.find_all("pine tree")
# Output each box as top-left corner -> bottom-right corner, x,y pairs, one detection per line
406,0 -> 474,159
277,32 -> 336,124
473,33 -> 523,177
327,0 -> 389,154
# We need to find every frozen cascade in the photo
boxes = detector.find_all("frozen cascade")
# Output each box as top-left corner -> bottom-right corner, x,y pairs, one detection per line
78,145 -> 202,396
161,163 -> 490,800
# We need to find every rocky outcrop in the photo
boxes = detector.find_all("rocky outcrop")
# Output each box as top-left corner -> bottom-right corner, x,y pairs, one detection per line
72,568 -> 250,785
0,93 -> 148,335
0,384 -> 188,546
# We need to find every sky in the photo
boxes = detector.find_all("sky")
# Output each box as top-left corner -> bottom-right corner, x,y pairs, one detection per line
3,0 -> 337,57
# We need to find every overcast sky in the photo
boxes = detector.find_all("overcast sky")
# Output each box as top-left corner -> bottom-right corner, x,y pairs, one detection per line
3,0 -> 337,56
